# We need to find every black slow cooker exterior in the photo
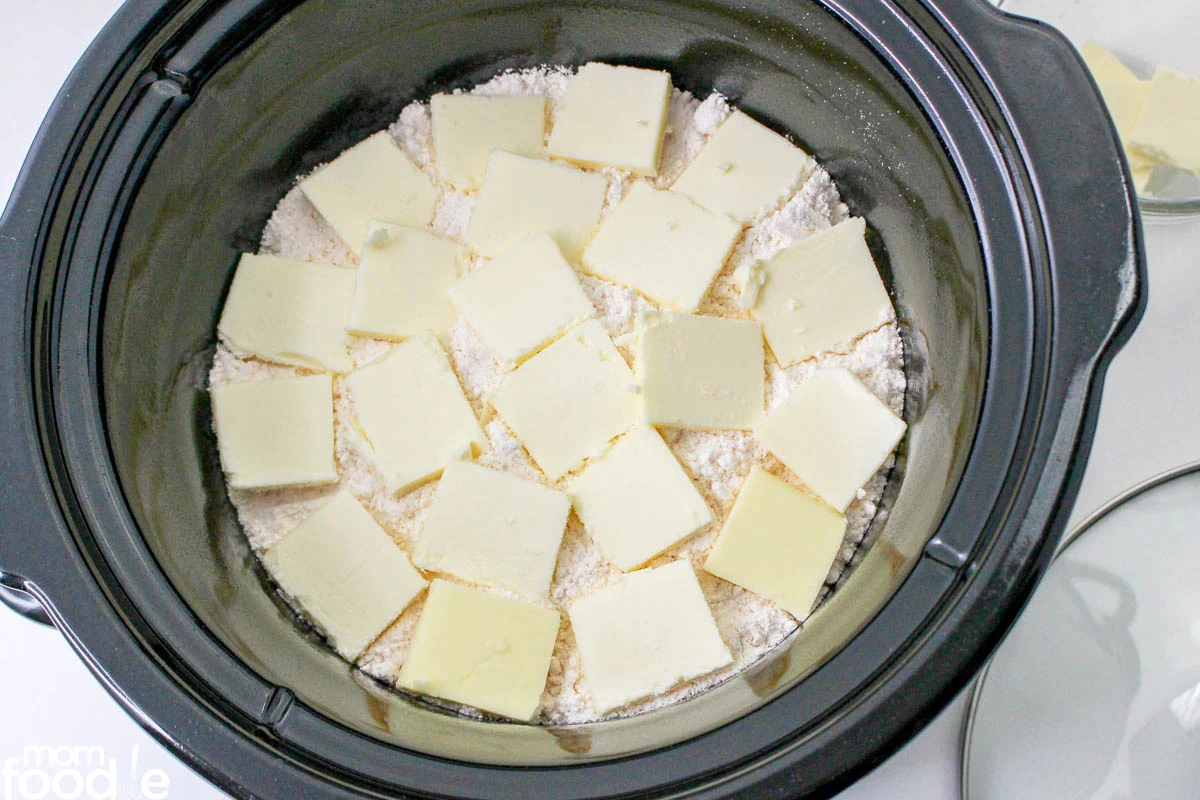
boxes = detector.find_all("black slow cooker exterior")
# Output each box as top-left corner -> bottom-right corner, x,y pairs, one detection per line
0,0 -> 1142,797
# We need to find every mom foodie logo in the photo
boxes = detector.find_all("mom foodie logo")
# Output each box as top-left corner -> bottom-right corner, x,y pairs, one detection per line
1,743 -> 170,799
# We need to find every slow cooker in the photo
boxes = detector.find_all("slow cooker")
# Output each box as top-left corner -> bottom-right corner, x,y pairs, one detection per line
0,0 -> 1144,797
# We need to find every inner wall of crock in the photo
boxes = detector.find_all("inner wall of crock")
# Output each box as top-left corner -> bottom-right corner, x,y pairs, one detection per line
101,0 -> 984,764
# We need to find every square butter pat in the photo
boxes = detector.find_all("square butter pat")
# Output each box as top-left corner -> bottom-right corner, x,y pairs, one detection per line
465,150 -> 607,261
1081,41 -> 1139,84
637,312 -> 764,430
263,491 -> 427,659
547,63 -> 671,176
1129,67 -> 1200,174
492,319 -> 639,479
671,111 -> 816,222
449,233 -> 593,365
299,131 -> 438,256
432,93 -> 546,190
344,332 -> 486,495
398,580 -> 560,721
703,467 -> 846,620
217,253 -> 355,373
581,182 -> 740,311
412,461 -> 570,599
568,560 -> 731,713
570,426 -> 713,571
348,222 -> 467,340
211,374 -> 337,490
1097,79 -> 1150,140
751,217 -> 894,367
756,368 -> 906,512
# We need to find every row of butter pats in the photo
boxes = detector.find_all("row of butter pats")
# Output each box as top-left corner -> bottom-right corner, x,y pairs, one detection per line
209,63 -> 906,721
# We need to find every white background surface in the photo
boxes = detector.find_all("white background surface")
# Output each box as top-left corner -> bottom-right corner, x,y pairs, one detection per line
2,2 -> 1197,799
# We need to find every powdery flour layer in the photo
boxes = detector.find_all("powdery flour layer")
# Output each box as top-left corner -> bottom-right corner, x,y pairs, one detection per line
208,67 -> 907,725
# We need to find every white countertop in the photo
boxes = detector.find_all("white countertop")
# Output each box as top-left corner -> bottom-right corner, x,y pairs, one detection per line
2,3 -> 1197,798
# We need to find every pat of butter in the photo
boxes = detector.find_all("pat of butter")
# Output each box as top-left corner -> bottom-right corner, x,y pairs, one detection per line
751,217 -> 894,367
431,93 -> 546,190
756,368 -> 906,512
412,460 -> 570,599
347,222 -> 468,340
703,467 -> 846,620
581,181 -> 741,311
448,233 -> 594,365
1129,67 -> 1200,175
568,560 -> 731,713
569,426 -> 713,571
263,491 -> 427,659
1096,79 -> 1150,140
299,131 -> 438,256
211,374 -> 338,490
637,311 -> 764,430
670,111 -> 816,222
217,253 -> 355,373
1081,41 -> 1139,85
464,150 -> 607,261
398,579 -> 560,721
546,63 -> 671,176
491,319 -> 639,480
344,331 -> 487,495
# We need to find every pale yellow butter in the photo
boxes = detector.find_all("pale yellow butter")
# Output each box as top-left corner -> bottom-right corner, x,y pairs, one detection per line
431,93 -> 546,190
263,491 -> 427,659
464,150 -> 607,261
412,461 -> 570,599
670,111 -> 816,222
756,368 -> 906,512
491,319 -> 639,480
581,182 -> 741,311
299,131 -> 438,256
398,579 -> 560,721
569,426 -> 713,571
637,311 -> 764,430
344,332 -> 487,495
211,374 -> 338,490
546,63 -> 671,176
1129,67 -> 1200,175
1097,79 -> 1150,140
751,217 -> 894,367
347,222 -> 468,340
703,467 -> 846,620
217,253 -> 355,373
568,560 -> 731,713
1081,41 -> 1139,84
448,233 -> 593,365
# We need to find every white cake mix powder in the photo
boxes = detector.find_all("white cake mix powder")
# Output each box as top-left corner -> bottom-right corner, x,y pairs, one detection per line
208,66 -> 907,724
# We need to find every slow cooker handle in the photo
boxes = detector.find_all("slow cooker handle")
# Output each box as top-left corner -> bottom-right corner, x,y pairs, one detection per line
921,0 -> 1144,365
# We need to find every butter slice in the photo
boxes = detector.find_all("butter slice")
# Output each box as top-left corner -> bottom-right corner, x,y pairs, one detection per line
448,233 -> 593,365
299,131 -> 438,256
1096,79 -> 1150,140
568,560 -> 731,713
263,491 -> 427,659
412,461 -> 570,599
703,467 -> 845,620
464,150 -> 607,261
217,253 -> 355,373
570,426 -> 713,571
211,374 -> 337,490
1081,41 -> 1139,84
671,111 -> 816,222
637,312 -> 764,430
756,368 -> 906,512
581,182 -> 740,311
347,222 -> 467,340
344,332 -> 486,495
398,579 -> 560,721
492,320 -> 639,479
547,63 -> 671,176
752,217 -> 894,367
1129,67 -> 1200,174
431,93 -> 546,190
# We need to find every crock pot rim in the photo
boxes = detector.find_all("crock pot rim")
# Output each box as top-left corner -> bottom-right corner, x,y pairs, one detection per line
0,0 -> 1144,797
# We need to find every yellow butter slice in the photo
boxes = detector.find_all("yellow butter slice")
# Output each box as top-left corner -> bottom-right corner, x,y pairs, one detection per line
431,93 -> 546,190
